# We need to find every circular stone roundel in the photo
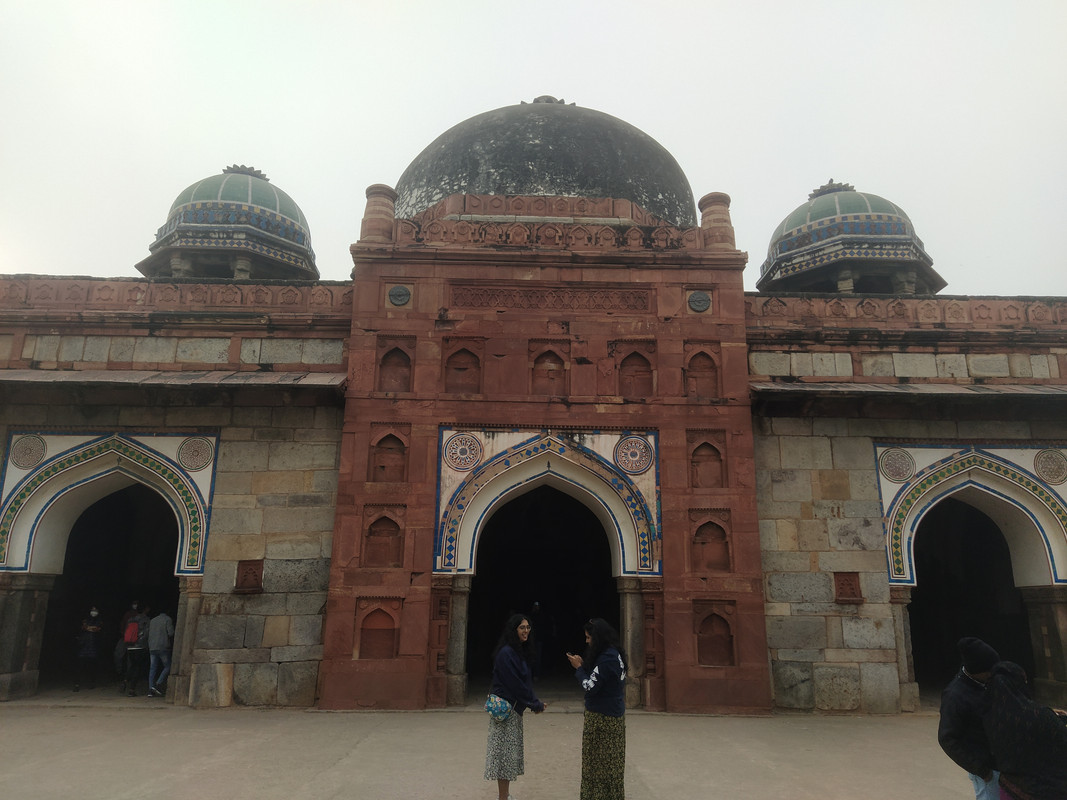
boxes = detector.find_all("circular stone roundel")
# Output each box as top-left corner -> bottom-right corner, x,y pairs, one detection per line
614,436 -> 653,475
11,434 -> 47,469
444,433 -> 483,471
878,448 -> 916,483
688,290 -> 711,313
177,437 -> 214,471
388,285 -> 411,306
1034,449 -> 1067,485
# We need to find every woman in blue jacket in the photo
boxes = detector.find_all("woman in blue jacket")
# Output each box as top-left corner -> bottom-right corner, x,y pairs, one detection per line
567,617 -> 627,800
485,613 -> 545,800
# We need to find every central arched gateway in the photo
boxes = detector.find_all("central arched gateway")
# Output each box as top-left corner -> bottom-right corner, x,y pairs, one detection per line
467,485 -> 617,685
434,428 -> 661,706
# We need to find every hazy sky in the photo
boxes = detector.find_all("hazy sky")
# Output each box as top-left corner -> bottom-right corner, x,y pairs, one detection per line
2,1 -> 1065,295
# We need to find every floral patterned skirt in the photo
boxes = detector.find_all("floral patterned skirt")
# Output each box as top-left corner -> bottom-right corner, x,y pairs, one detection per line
485,711 -> 525,781
581,710 -> 625,800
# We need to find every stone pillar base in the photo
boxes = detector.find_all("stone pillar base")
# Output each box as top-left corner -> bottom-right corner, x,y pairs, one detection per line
446,673 -> 468,706
0,669 -> 39,701
899,681 -> 920,712
1034,678 -> 1067,709
189,663 -> 234,708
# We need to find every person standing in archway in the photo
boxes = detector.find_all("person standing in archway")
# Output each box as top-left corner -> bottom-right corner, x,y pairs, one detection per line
566,618 -> 627,800
147,608 -> 174,697
938,637 -> 1000,800
484,613 -> 545,800
122,605 -> 150,697
73,606 -> 103,692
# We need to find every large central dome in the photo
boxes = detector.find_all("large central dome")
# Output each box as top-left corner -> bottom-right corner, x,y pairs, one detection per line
393,97 -> 697,227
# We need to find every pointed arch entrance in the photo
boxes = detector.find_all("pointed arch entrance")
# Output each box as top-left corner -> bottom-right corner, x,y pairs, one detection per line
39,484 -> 180,688
435,429 -> 661,705
467,485 -> 618,684
0,433 -> 215,700
908,496 -> 1035,689
877,444 -> 1067,705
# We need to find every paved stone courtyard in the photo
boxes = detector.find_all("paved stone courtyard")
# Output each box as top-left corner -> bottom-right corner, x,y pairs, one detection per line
0,687 -> 973,800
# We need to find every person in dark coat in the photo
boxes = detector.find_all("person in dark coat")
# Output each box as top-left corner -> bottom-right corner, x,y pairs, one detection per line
484,613 -> 545,800
982,660 -> 1067,800
938,636 -> 1000,800
566,617 -> 627,800
73,606 -> 103,691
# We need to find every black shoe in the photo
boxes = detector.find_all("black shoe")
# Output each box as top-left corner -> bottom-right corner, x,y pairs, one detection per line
149,686 -> 163,697
73,685 -> 80,692
127,690 -> 136,697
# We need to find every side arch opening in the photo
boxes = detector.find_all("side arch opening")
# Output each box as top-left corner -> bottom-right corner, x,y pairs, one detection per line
908,495 -> 1037,692
39,483 -> 180,690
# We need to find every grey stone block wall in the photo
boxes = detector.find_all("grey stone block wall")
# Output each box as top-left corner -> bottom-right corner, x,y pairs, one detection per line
185,403 -> 342,708
757,415 -> 917,713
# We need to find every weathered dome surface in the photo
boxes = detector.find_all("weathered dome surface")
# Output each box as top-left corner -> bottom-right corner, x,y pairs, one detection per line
394,97 -> 697,227
136,165 -> 317,280
757,180 -> 944,294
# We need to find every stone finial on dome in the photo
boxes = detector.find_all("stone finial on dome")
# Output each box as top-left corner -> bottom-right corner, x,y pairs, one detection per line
522,95 -> 576,106
223,164 -> 269,181
808,179 -> 855,200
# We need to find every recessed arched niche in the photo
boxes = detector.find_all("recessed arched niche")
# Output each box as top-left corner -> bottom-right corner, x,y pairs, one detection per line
378,347 -> 412,392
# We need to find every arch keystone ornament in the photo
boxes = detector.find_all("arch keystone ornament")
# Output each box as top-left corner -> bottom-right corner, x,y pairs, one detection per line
435,427 -> 661,576
0,432 -> 216,574
875,444 -> 1067,587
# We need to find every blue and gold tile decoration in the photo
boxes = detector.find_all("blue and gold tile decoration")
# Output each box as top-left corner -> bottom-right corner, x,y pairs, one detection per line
435,429 -> 660,575
884,447 -> 1067,584
0,435 -> 209,573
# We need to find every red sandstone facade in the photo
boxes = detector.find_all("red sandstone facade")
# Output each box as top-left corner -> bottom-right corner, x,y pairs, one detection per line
318,188 -> 773,711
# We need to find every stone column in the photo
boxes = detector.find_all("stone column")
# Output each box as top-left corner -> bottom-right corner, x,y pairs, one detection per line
0,573 -> 55,700
445,574 -> 472,706
169,253 -> 192,277
617,576 -> 645,709
697,192 -> 736,251
890,585 -> 919,711
233,255 -> 252,279
171,576 -> 203,705
835,268 -> 855,293
1020,585 -> 1067,708
360,184 -> 398,244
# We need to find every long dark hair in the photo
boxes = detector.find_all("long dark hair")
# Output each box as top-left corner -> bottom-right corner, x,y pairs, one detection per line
491,613 -> 532,665
583,618 -> 627,671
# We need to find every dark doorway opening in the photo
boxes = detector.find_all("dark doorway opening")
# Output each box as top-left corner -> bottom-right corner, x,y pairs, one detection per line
39,483 -> 180,690
467,485 -> 617,687
908,497 -> 1035,691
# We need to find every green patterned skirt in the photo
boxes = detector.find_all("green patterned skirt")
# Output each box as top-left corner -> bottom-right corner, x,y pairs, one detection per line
581,710 -> 625,800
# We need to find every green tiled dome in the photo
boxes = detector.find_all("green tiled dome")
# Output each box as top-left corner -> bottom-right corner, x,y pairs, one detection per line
136,165 -> 317,281
169,167 -> 309,230
757,180 -> 944,295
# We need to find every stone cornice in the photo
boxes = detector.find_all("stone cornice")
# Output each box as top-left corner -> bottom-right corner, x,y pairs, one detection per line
0,276 -> 352,318
746,293 -> 1067,331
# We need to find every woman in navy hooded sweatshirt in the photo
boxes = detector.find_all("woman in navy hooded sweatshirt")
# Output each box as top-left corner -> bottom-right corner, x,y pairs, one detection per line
567,617 -> 627,800
485,613 -> 545,800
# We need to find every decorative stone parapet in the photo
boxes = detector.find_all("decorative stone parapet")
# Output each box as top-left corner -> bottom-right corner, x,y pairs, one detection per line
388,193 -> 705,251
746,293 -> 1067,330
0,277 -> 352,315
